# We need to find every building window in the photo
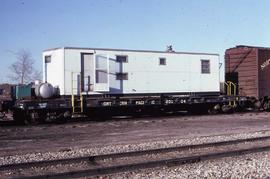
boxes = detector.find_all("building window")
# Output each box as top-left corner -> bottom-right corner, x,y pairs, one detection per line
0,89 -> 3,95
116,73 -> 128,80
159,58 -> 166,65
45,56 -> 51,63
116,55 -> 128,63
201,60 -> 210,74
96,70 -> 108,83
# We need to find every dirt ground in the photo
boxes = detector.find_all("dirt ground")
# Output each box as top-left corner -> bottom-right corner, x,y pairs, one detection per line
0,112 -> 270,157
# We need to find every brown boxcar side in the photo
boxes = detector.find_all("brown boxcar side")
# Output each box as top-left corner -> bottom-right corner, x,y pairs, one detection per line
225,45 -> 270,99
0,84 -> 13,101
258,49 -> 270,98
225,46 -> 258,98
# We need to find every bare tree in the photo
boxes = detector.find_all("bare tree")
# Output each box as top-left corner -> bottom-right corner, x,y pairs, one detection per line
8,49 -> 41,84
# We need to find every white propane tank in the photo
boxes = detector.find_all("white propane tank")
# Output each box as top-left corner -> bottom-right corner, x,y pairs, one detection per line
34,80 -> 41,85
35,83 -> 54,99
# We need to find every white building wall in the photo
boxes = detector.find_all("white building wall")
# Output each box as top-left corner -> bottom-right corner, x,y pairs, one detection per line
43,48 -> 220,95
64,49 -> 83,95
42,49 -> 64,94
121,52 -> 219,93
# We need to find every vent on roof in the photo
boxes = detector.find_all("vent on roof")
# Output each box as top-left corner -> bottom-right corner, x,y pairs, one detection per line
166,45 -> 175,52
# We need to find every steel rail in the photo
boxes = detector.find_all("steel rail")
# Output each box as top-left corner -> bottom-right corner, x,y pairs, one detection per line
1,135 -> 270,171
14,145 -> 270,179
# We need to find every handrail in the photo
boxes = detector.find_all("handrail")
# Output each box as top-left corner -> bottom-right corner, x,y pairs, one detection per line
224,82 -> 230,95
229,82 -> 236,96
80,93 -> 84,113
229,81 -> 236,106
71,72 -> 75,113
225,81 -> 237,106
71,72 -> 84,113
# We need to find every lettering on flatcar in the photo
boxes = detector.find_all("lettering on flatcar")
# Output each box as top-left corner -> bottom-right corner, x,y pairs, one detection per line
165,99 -> 174,104
38,103 -> 47,108
180,99 -> 186,103
102,101 -> 112,106
119,101 -> 128,106
135,101 -> 144,105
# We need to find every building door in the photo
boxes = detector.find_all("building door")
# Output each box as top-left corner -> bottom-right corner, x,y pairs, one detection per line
81,53 -> 94,92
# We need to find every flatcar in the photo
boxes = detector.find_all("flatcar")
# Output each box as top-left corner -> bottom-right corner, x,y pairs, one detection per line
0,46 -> 261,124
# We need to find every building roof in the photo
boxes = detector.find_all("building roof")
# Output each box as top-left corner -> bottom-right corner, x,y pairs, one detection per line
43,47 -> 219,56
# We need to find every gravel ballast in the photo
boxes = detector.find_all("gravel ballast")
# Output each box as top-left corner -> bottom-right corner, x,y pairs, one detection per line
1,112 -> 270,178
107,151 -> 270,179
1,130 -> 270,166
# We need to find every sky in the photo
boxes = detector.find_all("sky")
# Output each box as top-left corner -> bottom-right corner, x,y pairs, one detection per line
1,0 -> 270,83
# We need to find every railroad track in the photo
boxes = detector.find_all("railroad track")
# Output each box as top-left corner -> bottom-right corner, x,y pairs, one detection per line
1,136 -> 270,178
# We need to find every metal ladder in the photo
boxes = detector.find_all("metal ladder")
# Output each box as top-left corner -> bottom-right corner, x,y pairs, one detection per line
224,81 -> 237,106
71,72 -> 84,113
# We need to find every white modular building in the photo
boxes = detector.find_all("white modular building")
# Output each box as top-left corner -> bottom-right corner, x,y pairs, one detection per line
43,47 -> 220,96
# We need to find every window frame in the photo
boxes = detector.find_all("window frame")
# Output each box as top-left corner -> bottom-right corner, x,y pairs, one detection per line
159,57 -> 166,65
116,73 -> 128,80
201,59 -> 210,74
95,69 -> 108,83
116,55 -> 128,63
45,55 -> 51,63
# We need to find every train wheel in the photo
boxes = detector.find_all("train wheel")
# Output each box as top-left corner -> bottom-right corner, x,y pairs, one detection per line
26,112 -> 45,125
0,112 -> 5,119
208,108 -> 218,115
253,100 -> 261,111
29,118 -> 39,125
221,105 -> 233,113
262,101 -> 270,111
207,104 -> 220,115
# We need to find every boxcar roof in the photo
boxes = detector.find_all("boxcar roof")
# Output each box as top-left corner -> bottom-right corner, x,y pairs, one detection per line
229,45 -> 270,50
43,47 -> 219,56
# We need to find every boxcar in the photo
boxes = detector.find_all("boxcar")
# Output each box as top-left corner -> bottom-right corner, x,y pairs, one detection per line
225,45 -> 270,99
